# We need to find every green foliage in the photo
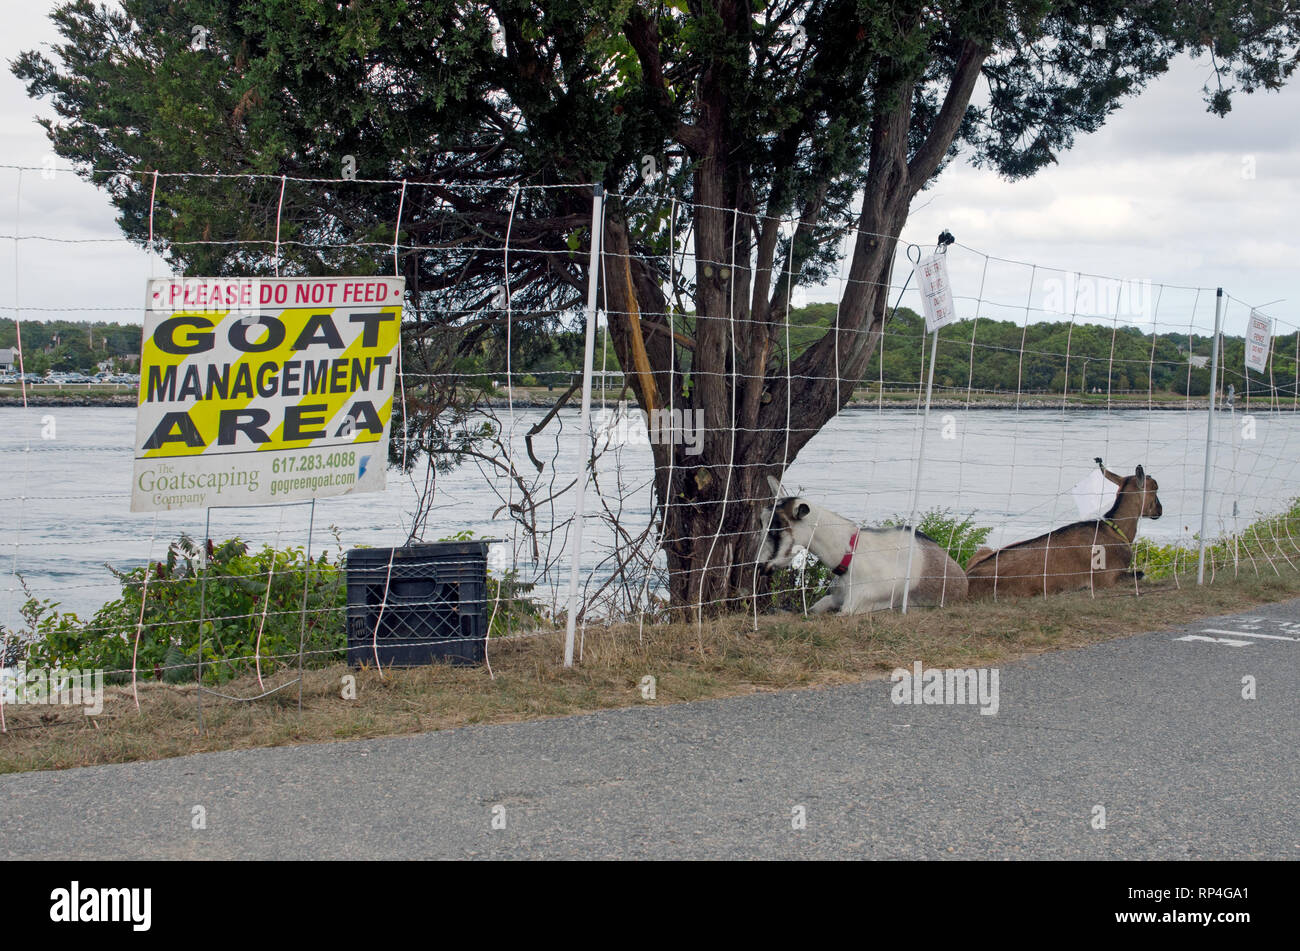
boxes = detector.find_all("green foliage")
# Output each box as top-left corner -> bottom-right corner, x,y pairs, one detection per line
18,536 -> 346,684
915,510 -> 993,570
1,578 -> 85,669
860,307 -> 1298,399
0,318 -> 141,375
579,301 -> 1300,400
1132,499 -> 1300,581
7,530 -> 554,683
485,570 -> 548,639
765,556 -> 834,615
1130,537 -> 1185,582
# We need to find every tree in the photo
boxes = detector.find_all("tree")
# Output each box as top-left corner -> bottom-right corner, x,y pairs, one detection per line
16,1 -> 1299,614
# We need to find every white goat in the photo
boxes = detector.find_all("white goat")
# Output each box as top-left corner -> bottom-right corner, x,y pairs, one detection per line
756,476 -> 967,613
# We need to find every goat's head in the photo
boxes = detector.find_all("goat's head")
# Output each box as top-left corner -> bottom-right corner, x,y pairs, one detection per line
757,475 -> 813,574
1103,464 -> 1163,520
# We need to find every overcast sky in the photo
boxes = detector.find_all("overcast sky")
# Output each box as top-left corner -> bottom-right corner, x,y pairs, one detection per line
3,2 -> 1298,342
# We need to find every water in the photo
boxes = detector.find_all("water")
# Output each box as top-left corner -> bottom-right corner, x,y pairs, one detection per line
2,403 -> 1298,621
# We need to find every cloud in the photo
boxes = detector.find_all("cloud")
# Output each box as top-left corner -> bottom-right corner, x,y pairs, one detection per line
898,53 -> 1300,335
2,6 -> 1298,333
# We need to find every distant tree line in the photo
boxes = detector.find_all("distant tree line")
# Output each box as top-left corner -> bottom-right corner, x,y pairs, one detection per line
475,302 -> 1299,399
9,308 -> 1295,400
0,319 -> 142,376
768,304 -> 1299,399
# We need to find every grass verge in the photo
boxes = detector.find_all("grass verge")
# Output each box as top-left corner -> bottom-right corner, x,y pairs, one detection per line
4,566 -> 1299,775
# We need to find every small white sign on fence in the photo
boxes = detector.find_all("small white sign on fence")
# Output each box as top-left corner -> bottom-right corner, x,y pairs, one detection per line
1245,310 -> 1272,373
917,253 -> 957,332
1072,467 -> 1118,519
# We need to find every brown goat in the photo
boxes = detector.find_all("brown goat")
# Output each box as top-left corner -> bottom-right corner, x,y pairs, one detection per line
965,466 -> 1163,599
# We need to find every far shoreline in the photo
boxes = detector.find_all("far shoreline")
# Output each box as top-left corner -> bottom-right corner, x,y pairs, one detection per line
6,386 -> 1292,412
0,386 -> 136,407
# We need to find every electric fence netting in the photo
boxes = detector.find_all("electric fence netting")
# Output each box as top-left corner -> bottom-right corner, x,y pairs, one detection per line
2,166 -> 1298,729
580,191 -> 1300,635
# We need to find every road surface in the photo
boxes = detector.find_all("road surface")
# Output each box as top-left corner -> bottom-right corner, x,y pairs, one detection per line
3,601 -> 1297,859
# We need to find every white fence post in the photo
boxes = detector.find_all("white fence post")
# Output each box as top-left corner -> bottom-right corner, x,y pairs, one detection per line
901,328 -> 940,613
1196,287 -> 1224,584
563,185 -> 605,667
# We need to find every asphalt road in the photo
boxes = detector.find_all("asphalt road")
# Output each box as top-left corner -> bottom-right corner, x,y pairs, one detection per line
3,601 -> 1298,860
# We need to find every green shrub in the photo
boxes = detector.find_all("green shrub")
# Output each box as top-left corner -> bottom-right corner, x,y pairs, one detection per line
484,570 -> 549,637
7,530 -> 553,684
1130,537 -> 1184,581
1132,498 -> 1300,581
765,556 -> 834,614
19,535 -> 346,684
1,580 -> 83,669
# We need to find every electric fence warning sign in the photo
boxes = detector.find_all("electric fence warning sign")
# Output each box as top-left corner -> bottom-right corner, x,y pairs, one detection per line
132,277 -> 404,512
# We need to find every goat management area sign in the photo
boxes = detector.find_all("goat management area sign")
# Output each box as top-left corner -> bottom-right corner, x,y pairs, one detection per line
132,276 -> 404,512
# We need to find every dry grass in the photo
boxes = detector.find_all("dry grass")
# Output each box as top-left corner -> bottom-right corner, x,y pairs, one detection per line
4,568 -> 1299,774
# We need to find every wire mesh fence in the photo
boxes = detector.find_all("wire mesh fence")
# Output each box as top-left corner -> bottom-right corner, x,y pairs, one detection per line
2,165 -> 1298,726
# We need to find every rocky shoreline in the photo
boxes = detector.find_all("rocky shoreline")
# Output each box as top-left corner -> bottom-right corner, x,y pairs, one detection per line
6,391 -> 1279,413
0,391 -> 137,407
475,395 -> 1227,411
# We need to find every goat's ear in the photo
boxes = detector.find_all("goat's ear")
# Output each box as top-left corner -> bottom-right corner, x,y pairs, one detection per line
1135,465 -> 1146,487
766,475 -> 781,496
1102,468 -> 1125,486
794,502 -> 810,520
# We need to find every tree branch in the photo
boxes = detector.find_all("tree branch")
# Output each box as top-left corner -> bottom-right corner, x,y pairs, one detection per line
907,38 -> 990,190
625,8 -> 708,154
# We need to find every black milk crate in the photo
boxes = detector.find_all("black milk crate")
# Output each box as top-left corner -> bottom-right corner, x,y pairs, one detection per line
345,541 -> 491,667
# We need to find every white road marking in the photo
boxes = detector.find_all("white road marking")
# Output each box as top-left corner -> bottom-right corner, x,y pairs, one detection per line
1176,634 -> 1254,647
1201,628 -> 1300,642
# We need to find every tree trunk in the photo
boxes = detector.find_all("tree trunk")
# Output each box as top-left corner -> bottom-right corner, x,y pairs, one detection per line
597,30 -> 987,617
658,243 -> 901,618
601,191 -> 909,619
662,427 -> 781,616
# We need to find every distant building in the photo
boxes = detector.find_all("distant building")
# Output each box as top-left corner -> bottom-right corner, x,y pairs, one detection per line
0,348 -> 14,372
1188,354 -> 1210,369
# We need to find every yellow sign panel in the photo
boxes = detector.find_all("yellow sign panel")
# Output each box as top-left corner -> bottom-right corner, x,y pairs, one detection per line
132,277 -> 404,512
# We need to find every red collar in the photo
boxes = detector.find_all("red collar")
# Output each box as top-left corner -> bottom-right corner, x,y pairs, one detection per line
831,532 -> 858,576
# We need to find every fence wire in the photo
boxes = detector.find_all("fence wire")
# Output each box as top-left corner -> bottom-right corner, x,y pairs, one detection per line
1,166 -> 1298,728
